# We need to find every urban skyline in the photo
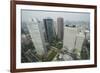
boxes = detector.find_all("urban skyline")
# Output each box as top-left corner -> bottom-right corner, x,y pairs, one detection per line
21,10 -> 90,63
21,10 -> 90,23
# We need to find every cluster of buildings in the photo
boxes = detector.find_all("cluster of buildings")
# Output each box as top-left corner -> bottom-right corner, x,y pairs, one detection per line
22,16 -> 90,62
27,17 -> 64,56
60,21 -> 90,60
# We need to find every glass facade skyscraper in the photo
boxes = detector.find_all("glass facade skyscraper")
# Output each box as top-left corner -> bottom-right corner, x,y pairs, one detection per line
43,18 -> 54,43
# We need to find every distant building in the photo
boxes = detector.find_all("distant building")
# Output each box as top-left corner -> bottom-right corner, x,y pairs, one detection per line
75,33 -> 85,53
57,17 -> 64,40
78,23 -> 89,33
43,18 -> 54,43
27,18 -> 46,56
63,27 -> 78,52
84,30 -> 90,41
63,26 -> 85,54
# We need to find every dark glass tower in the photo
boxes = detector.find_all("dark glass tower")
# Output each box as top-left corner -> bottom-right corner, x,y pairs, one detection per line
43,18 -> 54,43
57,17 -> 64,41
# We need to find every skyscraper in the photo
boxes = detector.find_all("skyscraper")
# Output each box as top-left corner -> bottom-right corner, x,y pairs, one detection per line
57,17 -> 64,41
63,26 -> 85,54
75,33 -> 85,53
27,18 -> 46,56
63,27 -> 78,52
43,18 -> 54,43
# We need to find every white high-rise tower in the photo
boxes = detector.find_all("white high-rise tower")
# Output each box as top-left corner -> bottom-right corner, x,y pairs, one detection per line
75,33 -> 85,53
27,18 -> 46,56
63,26 -> 85,53
63,27 -> 78,52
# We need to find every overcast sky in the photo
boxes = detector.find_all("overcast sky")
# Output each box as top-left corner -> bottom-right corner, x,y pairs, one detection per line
21,9 -> 90,23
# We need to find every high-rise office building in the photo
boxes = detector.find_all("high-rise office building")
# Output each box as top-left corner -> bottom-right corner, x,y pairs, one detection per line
27,18 -> 46,55
57,17 -> 64,41
63,26 -> 85,53
75,33 -> 85,53
43,18 -> 54,43
63,27 -> 78,52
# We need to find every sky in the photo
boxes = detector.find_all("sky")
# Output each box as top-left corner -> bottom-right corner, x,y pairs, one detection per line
21,9 -> 90,23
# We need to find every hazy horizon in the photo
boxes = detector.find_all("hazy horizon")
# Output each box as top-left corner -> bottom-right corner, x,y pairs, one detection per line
21,9 -> 90,23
